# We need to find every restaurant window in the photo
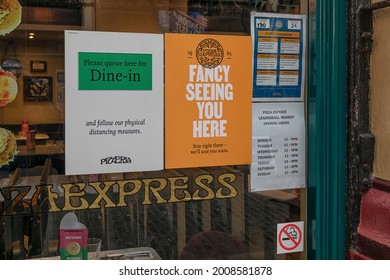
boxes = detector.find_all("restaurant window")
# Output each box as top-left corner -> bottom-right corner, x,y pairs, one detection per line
0,0 -> 309,260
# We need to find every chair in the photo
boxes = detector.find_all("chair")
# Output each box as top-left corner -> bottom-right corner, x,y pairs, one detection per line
2,159 -> 56,259
2,168 -> 24,259
20,160 -> 58,178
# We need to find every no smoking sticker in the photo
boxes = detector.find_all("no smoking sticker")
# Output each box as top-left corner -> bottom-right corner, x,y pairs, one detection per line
277,221 -> 304,254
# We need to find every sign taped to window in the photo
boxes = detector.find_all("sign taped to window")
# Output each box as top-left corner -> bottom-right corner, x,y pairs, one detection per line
65,31 -> 164,175
251,12 -> 306,101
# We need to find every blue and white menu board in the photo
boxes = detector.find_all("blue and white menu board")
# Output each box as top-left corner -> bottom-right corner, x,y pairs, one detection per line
251,13 -> 306,101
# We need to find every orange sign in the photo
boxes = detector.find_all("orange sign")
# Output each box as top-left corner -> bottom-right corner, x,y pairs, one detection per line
165,34 -> 252,168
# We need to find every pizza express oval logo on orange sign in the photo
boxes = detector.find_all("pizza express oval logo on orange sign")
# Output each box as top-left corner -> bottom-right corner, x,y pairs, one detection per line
196,38 -> 224,69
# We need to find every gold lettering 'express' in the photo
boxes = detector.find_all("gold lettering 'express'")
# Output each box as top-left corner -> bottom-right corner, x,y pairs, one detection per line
0,173 -> 239,216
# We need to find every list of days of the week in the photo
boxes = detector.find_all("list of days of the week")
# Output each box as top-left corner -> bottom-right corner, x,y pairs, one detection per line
255,136 -> 300,177
251,102 -> 305,191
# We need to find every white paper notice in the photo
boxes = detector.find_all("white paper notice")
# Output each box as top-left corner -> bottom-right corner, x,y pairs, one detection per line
65,31 -> 164,175
250,102 -> 306,191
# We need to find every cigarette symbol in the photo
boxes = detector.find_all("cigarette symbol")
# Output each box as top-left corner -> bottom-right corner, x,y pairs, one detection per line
282,226 -> 298,240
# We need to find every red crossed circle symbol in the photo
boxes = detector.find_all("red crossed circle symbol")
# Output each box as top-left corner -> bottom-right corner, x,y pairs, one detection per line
278,224 -> 302,250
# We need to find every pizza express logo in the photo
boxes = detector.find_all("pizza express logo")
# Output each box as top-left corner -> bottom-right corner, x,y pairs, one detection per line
196,38 -> 224,69
101,156 -> 132,165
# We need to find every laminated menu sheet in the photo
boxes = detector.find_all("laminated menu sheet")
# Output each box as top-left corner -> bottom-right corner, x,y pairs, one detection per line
251,12 -> 306,101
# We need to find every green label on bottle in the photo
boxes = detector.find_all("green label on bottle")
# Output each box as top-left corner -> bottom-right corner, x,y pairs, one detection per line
60,247 -> 87,260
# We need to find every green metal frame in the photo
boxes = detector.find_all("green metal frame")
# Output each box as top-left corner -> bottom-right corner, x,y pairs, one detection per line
310,0 -> 347,259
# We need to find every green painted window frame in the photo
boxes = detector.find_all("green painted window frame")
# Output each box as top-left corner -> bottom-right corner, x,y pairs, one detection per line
307,0 -> 347,260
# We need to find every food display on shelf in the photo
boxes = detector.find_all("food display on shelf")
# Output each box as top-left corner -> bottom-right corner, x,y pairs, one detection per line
0,0 -> 22,36
0,68 -> 18,107
0,126 -> 18,167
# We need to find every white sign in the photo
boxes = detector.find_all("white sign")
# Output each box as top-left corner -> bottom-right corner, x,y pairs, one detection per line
250,102 -> 305,191
65,31 -> 164,175
277,221 -> 304,254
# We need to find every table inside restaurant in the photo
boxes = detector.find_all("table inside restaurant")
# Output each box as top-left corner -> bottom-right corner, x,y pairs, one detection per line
14,141 -> 65,171
14,133 -> 50,142
14,133 -> 51,146
16,142 -> 64,156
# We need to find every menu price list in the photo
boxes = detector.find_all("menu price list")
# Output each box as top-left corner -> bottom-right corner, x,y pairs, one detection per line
251,13 -> 306,101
